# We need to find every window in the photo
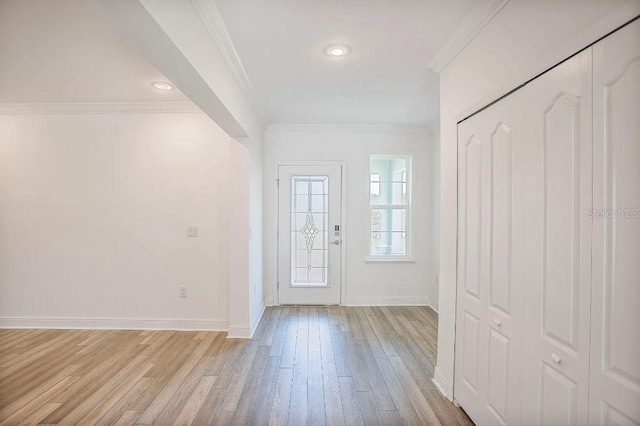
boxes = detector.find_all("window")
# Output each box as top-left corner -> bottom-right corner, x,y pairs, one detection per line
368,155 -> 412,259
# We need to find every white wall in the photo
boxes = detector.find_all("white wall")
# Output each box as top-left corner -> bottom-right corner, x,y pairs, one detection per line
90,0 -> 267,336
139,0 -> 269,337
0,111 -> 235,329
227,142 -> 251,337
263,125 -> 438,307
435,0 -> 640,398
430,127 -> 441,312
248,135 -> 265,333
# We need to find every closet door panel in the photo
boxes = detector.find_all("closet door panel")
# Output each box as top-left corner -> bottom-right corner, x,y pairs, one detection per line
590,18 -> 640,425
455,91 -> 526,426
542,95 -> 582,352
490,124 -> 513,316
465,137 -> 484,301
521,48 -> 593,426
487,328 -> 510,419
540,364 -> 579,425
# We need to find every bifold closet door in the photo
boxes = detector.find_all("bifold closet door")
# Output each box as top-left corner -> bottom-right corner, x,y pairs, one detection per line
589,19 -> 640,425
521,49 -> 593,425
455,90 -> 526,425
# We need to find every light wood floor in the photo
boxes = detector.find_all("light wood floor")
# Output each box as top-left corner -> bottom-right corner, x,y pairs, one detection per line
0,306 -> 472,425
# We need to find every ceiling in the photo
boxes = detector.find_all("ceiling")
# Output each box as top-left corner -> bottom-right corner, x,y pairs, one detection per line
0,0 -> 190,103
0,0 -> 486,127
214,0 -> 477,126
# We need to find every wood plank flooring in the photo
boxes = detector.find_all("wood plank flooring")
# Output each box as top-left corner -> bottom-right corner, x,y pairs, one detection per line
0,306 -> 473,425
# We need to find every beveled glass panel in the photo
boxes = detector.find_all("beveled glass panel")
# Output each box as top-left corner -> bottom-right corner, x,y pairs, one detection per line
290,176 -> 329,286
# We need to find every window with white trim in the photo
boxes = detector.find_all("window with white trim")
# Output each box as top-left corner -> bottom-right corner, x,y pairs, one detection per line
368,155 -> 411,258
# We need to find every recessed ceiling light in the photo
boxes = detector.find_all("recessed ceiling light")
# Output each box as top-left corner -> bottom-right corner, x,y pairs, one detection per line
325,45 -> 350,57
152,82 -> 173,91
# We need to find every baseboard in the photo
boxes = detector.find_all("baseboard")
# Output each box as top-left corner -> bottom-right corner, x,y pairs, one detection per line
0,316 -> 229,331
428,303 -> 439,314
226,326 -> 251,339
345,296 -> 430,306
264,296 -> 275,307
433,366 -> 453,401
249,299 -> 267,337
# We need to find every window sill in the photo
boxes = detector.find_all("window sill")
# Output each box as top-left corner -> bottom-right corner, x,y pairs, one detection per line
364,257 -> 416,263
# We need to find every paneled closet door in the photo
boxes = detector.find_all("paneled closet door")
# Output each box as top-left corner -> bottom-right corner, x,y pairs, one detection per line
589,19 -> 640,425
521,49 -> 593,425
455,90 -> 526,426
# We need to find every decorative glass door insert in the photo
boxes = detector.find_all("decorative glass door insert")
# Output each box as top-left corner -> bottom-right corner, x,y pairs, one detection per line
291,175 -> 329,286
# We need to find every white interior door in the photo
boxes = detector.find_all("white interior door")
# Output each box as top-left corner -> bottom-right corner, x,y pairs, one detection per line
455,90 -> 526,425
589,19 -> 640,425
521,49 -> 593,426
277,165 -> 342,305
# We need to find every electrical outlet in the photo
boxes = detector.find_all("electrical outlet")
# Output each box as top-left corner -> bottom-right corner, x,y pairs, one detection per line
187,226 -> 199,238
179,286 -> 187,298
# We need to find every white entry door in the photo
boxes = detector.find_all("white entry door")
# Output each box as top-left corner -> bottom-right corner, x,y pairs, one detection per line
277,165 -> 342,305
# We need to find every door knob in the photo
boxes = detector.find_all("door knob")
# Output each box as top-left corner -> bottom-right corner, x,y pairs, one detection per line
551,353 -> 562,364
331,240 -> 341,245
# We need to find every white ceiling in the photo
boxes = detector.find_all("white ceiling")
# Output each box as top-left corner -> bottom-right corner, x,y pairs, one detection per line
0,0 -> 190,103
0,0 -> 489,127
214,0 -> 477,126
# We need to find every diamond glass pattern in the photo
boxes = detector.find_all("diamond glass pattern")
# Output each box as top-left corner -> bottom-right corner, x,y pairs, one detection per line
300,210 -> 319,253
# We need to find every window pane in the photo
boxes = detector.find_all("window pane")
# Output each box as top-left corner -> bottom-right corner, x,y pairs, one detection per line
371,208 -> 406,232
370,232 -> 406,256
370,182 -> 406,205
370,174 -> 381,196
290,175 -> 329,286
370,158 -> 407,178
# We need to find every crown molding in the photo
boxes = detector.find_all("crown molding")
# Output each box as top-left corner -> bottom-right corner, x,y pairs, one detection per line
0,102 -> 202,115
266,123 -> 431,134
427,0 -> 509,73
191,0 -> 253,94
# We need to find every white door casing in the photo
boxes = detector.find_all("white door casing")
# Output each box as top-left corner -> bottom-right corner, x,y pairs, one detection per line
277,165 -> 342,305
589,18 -> 640,425
454,89 -> 526,426
521,48 -> 593,426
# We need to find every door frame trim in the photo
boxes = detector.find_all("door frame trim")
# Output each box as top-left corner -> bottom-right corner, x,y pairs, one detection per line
273,161 -> 348,306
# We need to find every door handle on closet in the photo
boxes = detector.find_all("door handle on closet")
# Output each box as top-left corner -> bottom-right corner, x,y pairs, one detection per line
551,353 -> 562,364
331,240 -> 341,245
